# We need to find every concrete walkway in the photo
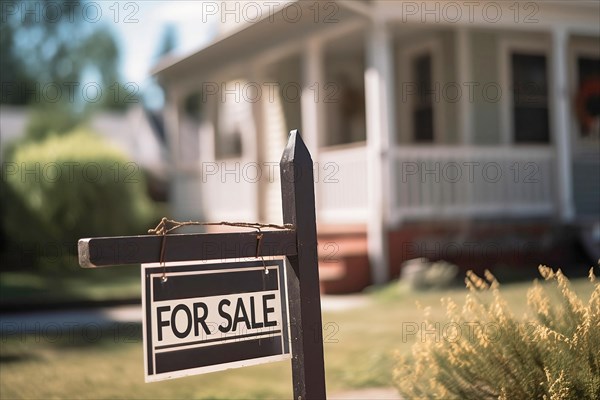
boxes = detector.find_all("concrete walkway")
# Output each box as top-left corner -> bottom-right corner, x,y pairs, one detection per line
0,294 -> 371,332
330,387 -> 401,399
0,305 -> 141,333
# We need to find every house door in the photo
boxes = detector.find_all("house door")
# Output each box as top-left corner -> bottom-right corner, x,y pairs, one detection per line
571,45 -> 600,219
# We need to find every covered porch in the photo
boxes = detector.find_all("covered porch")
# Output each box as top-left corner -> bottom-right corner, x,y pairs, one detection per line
156,1 -> 600,291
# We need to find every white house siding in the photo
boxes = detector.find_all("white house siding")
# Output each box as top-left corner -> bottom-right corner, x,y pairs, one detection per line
260,56 -> 302,225
260,82 -> 287,225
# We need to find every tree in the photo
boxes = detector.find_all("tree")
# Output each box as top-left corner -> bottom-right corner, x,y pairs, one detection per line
1,1 -> 128,114
141,23 -> 178,111
155,23 -> 178,61
0,12 -> 36,105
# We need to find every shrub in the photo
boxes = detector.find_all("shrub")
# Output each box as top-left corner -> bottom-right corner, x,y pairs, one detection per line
25,102 -> 86,142
1,128 -> 157,270
394,266 -> 600,399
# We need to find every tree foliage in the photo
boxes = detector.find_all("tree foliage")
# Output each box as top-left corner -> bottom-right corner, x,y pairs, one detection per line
1,1 -> 120,102
155,23 -> 177,61
0,0 -> 134,137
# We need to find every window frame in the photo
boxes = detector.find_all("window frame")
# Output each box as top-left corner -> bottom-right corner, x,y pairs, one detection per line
499,37 -> 552,145
213,79 -> 248,161
398,37 -> 445,145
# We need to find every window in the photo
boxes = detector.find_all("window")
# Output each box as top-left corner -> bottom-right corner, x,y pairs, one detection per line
323,48 -> 367,148
215,106 -> 242,159
334,73 -> 366,145
215,127 -> 242,159
412,54 -> 434,142
398,38 -> 443,144
511,53 -> 550,143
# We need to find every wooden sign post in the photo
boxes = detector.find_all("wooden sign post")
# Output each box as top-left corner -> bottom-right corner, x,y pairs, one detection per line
78,130 -> 326,399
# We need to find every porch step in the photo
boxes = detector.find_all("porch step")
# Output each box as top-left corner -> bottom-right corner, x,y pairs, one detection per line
317,228 -> 371,294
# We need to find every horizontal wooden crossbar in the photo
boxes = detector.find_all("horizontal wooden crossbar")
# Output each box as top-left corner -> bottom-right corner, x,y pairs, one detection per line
78,230 -> 297,268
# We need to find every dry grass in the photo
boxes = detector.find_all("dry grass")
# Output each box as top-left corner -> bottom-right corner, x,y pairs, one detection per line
394,265 -> 600,399
0,268 -> 596,399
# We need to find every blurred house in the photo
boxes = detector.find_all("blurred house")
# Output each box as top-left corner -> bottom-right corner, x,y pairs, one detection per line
90,106 -> 169,201
154,1 -> 600,292
0,105 -> 169,200
0,106 -> 29,156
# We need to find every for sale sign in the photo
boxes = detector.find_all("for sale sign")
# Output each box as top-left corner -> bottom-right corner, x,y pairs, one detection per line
141,258 -> 291,382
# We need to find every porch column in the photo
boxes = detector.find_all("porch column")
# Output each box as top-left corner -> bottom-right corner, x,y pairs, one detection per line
551,28 -> 574,221
365,21 -> 395,284
301,37 -> 324,158
247,68 -> 263,222
456,27 -> 473,144
164,88 -> 190,220
165,88 -> 182,169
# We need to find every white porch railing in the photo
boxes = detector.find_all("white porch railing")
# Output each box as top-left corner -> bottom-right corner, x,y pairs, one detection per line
391,146 -> 556,223
316,145 -> 556,225
174,161 -> 259,223
317,145 -> 369,224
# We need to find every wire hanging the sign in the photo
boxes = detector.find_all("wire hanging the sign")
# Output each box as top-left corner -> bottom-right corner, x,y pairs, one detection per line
148,218 -> 294,281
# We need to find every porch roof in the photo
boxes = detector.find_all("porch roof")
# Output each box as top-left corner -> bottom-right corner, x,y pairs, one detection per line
152,1 -> 367,82
152,1 -> 599,84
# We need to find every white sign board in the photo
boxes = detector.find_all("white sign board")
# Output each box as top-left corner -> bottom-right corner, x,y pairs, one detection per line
141,257 -> 291,382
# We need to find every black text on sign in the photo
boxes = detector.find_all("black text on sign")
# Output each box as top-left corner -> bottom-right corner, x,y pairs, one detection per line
141,258 -> 291,382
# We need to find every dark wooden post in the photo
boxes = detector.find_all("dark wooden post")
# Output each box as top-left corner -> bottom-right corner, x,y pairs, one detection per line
280,129 -> 327,400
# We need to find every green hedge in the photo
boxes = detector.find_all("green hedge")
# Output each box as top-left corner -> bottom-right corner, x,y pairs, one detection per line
2,129 -> 157,270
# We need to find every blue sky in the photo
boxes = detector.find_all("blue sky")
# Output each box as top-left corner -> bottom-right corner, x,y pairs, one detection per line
101,2 -> 217,84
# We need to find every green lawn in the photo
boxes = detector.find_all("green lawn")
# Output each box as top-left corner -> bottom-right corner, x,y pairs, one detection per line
0,274 -> 595,399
